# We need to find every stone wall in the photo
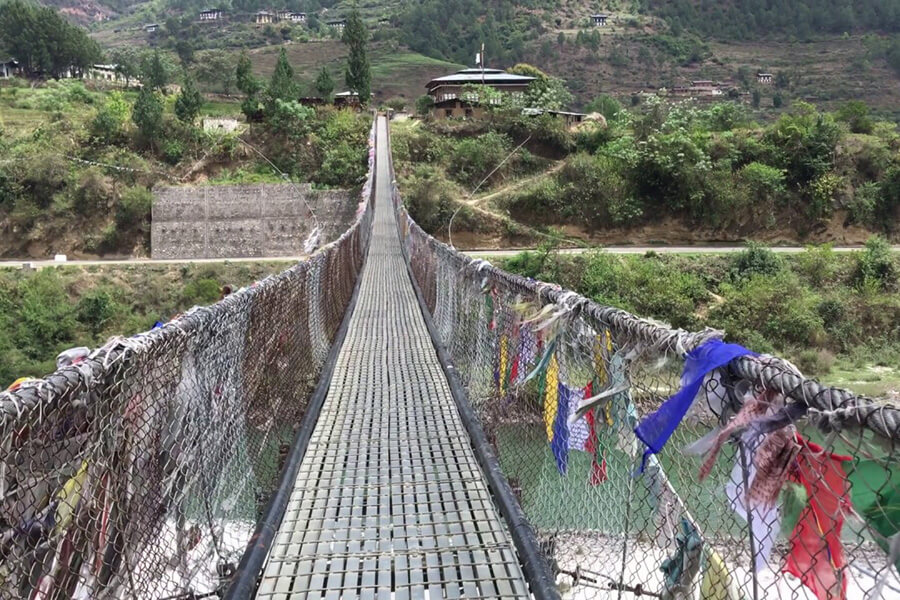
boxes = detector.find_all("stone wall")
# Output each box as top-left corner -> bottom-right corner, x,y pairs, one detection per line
151,183 -> 355,259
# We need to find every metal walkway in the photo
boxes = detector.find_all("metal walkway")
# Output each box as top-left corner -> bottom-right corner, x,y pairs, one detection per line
256,117 -> 530,599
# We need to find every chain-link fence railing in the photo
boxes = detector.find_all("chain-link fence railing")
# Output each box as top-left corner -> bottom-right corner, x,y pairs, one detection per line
0,122 -> 376,600
389,132 -> 900,600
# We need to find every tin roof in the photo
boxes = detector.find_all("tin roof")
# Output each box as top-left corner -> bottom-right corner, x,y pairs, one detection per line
426,68 -> 535,90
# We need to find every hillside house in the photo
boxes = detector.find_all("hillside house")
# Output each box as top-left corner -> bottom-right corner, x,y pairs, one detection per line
254,11 -> 274,24
668,80 -> 724,98
289,12 -> 307,22
276,10 -> 291,21
425,67 -> 535,118
84,64 -> 136,85
757,72 -> 773,84
591,14 -> 608,26
327,19 -> 346,31
199,8 -> 223,21
522,108 -> 587,127
0,58 -> 20,78
334,91 -> 360,108
143,23 -> 159,33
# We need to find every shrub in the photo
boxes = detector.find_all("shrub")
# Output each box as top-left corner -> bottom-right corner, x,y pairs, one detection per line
710,272 -> 825,348
117,186 -> 153,231
162,139 -> 185,165
793,348 -> 836,376
15,270 -> 77,359
854,236 -> 897,292
76,289 -> 115,335
447,132 -> 511,188
729,242 -> 783,280
845,182 -> 881,227
400,164 -> 459,233
415,94 -> 434,116
795,244 -> 837,286
317,142 -> 366,187
183,278 -> 221,304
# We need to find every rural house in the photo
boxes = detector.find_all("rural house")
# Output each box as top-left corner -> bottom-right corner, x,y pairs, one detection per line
289,12 -> 307,22
0,58 -> 20,78
254,11 -> 274,24
143,23 -> 159,33
199,8 -> 223,21
757,72 -> 773,84
327,19 -> 347,30
425,67 -> 535,119
591,14 -> 609,26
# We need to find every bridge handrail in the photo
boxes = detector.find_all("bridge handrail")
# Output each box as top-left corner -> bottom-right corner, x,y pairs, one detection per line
0,119 -> 378,599
392,191 -> 900,441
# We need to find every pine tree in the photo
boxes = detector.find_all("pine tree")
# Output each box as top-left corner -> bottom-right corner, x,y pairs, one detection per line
142,50 -> 168,91
132,88 -> 163,143
315,67 -> 335,100
342,6 -> 371,103
236,51 -> 259,95
235,51 -> 262,122
175,73 -> 203,124
266,48 -> 297,112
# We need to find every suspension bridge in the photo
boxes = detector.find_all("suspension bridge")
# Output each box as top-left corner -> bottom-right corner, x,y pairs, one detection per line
1,116 -> 898,600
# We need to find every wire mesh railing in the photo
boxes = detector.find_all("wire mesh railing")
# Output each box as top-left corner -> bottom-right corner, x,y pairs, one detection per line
0,121 -> 376,600
389,137 -> 900,599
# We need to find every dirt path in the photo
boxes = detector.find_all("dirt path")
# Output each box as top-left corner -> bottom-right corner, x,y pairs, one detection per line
467,161 -> 565,207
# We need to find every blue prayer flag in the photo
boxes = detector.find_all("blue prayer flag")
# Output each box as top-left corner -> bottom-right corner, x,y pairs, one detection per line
634,339 -> 757,471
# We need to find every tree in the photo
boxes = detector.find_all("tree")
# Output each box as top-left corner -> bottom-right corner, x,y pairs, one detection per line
175,39 -> 194,66
142,50 -> 169,91
752,89 -> 761,108
775,70 -> 790,89
132,88 -> 163,143
585,94 -> 622,120
236,51 -> 258,95
525,76 -> 573,110
415,94 -> 434,116
90,91 -> 130,143
266,48 -> 297,112
342,6 -> 371,103
236,51 -> 262,121
773,92 -> 784,108
557,32 -> 565,45
315,66 -> 334,100
0,0 -> 101,78
192,50 -> 237,94
175,73 -> 203,124
110,49 -> 140,84
836,100 -> 874,134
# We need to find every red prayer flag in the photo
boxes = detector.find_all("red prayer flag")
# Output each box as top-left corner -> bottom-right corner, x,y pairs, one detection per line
583,381 -> 608,485
783,434 -> 852,600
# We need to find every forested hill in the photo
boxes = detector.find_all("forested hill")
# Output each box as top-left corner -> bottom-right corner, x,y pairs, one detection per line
648,0 -> 900,39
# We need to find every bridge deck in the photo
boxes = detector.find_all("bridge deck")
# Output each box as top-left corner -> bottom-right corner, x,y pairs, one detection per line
256,117 -> 530,599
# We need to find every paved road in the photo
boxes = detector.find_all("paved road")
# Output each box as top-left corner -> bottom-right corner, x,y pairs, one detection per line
463,244 -> 899,258
2,245 -> 895,269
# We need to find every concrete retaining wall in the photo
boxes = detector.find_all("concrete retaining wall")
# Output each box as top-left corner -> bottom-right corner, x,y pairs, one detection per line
151,183 -> 355,259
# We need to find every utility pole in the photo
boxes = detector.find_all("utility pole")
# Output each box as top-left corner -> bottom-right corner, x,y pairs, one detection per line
480,42 -> 485,84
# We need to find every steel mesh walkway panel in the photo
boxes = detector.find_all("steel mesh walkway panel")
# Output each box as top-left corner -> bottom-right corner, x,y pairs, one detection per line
256,117 -> 530,599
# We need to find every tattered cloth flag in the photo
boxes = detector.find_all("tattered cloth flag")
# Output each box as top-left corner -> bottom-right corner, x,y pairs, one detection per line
661,518 -> 703,600
783,435 -> 852,600
583,381 -> 608,484
635,339 -> 757,471
539,355 -> 593,474
700,548 -> 740,600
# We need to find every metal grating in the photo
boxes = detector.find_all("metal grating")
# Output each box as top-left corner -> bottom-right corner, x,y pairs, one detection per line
256,117 -> 530,600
